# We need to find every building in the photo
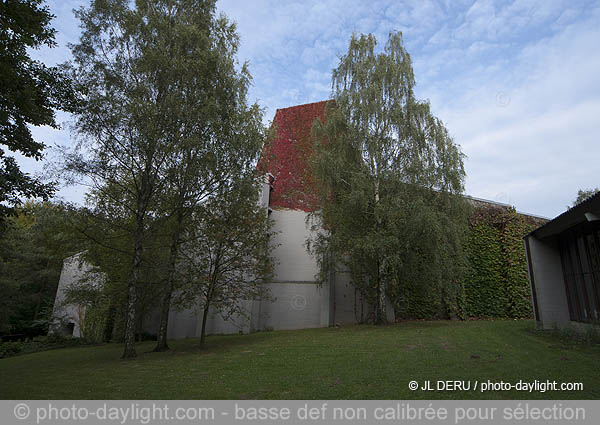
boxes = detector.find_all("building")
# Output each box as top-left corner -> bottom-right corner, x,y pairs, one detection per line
52,101 -> 388,338
525,192 -> 600,329
52,100 -> 545,339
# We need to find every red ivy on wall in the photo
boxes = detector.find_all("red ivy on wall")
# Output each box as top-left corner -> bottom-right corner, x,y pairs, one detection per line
258,100 -> 332,212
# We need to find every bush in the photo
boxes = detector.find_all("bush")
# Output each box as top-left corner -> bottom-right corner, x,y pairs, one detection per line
0,334 -> 96,359
0,342 -> 24,358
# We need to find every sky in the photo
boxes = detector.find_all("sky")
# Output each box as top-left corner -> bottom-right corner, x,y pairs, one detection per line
21,0 -> 600,219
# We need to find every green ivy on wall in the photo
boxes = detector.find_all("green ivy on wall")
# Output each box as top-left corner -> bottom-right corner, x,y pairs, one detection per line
395,203 -> 546,320
463,205 -> 546,319
464,222 -> 506,318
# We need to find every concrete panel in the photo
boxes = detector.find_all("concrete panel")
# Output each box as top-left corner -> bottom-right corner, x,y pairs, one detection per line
161,283 -> 330,336
270,209 -> 319,283
257,282 -> 329,330
331,267 -> 395,324
199,302 -> 253,336
166,308 -> 198,339
333,270 -> 362,324
50,253 -> 98,337
146,302 -> 253,339
526,236 -> 570,329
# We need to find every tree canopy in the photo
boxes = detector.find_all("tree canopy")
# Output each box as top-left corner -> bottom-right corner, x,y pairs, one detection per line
0,0 -> 76,221
572,188 -> 599,207
176,176 -> 275,345
64,0 -> 266,357
0,202 -> 81,336
309,32 -> 469,323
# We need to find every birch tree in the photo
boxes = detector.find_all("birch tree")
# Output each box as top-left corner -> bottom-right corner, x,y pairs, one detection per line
309,32 -> 468,323
176,177 -> 274,346
144,1 -> 264,352
66,0 -> 264,357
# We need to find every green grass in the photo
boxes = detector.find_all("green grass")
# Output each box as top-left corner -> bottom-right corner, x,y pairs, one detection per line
1,320 -> 599,399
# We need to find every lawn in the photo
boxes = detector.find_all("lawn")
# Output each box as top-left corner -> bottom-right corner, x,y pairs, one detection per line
1,320 -> 599,399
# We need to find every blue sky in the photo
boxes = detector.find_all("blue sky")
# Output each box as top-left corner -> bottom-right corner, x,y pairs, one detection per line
22,0 -> 600,218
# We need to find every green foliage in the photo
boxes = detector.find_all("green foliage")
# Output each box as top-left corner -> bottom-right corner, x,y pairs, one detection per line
64,0 -> 264,358
572,188 -> 599,207
309,32 -> 468,323
464,223 -> 505,317
462,205 -> 544,319
60,206 -> 172,343
176,177 -> 275,344
0,0 -> 77,220
61,267 -> 111,343
0,334 -> 94,359
0,341 -> 23,358
502,213 -> 537,318
392,204 -> 544,320
0,202 -> 82,335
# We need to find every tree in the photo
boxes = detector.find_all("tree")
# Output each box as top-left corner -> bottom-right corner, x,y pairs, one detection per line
65,0 -> 184,358
308,32 -> 468,324
0,202 -> 81,336
60,191 -> 168,344
572,188 -> 599,207
151,2 -> 264,351
176,177 -> 274,346
65,0 -> 264,357
0,0 -> 76,222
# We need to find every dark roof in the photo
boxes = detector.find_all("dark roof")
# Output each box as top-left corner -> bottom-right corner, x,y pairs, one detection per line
529,191 -> 600,239
463,195 -> 549,221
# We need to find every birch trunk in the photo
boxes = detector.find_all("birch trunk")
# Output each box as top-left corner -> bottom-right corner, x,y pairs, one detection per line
154,215 -> 183,352
200,300 -> 210,346
121,214 -> 145,359
374,177 -> 387,324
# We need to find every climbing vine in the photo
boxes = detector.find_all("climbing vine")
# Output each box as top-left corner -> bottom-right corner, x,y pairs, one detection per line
462,204 -> 546,319
463,222 -> 506,318
258,101 -> 331,212
396,204 -> 546,320
259,101 -> 546,321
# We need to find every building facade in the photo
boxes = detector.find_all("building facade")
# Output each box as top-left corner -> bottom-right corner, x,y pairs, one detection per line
525,192 -> 600,329
52,100 -> 544,339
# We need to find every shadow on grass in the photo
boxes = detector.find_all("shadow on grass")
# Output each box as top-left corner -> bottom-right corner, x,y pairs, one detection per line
140,329 -> 286,358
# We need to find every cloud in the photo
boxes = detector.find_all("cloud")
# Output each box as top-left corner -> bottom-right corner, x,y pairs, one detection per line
13,0 -> 600,219
426,3 -> 600,217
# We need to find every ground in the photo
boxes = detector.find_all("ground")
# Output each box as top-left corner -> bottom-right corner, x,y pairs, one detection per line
1,320 -> 598,399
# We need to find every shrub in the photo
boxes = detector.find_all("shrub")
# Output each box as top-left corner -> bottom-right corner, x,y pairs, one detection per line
0,334 -> 96,359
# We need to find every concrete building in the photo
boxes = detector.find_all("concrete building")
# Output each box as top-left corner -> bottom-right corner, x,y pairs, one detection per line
51,101 -> 386,338
525,192 -> 600,329
51,180 -> 385,338
52,100 -> 546,339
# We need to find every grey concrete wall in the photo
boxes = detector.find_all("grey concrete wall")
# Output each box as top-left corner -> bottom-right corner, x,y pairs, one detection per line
51,207 -> 381,340
526,236 -> 570,329
50,253 -> 97,337
202,301 -> 253,335
255,282 -> 329,330
157,282 -> 329,337
332,269 -> 363,324
331,265 -> 395,325
166,308 -> 199,339
269,209 -> 319,283
259,177 -> 272,211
